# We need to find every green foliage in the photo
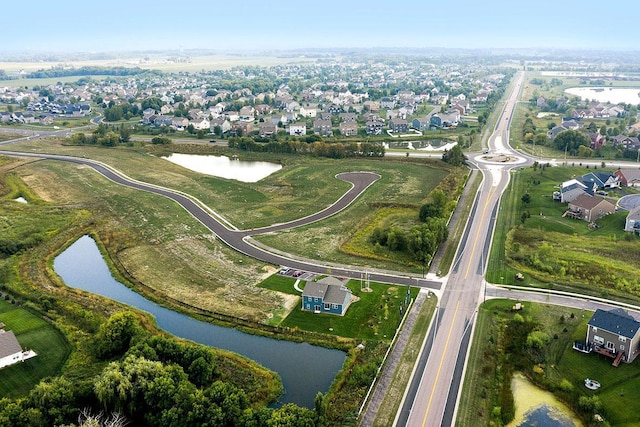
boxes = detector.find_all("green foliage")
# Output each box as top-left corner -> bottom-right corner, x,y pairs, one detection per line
441,143 -> 466,166
227,137 -> 385,158
552,129 -> 590,154
151,136 -> 172,145
94,311 -> 144,359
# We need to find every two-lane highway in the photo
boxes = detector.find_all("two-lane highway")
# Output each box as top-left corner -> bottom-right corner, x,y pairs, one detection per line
400,71 -> 527,426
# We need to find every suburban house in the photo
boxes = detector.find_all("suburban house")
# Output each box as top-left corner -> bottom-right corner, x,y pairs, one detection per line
579,308 -> 640,365
339,121 -> 358,136
389,118 -> 409,133
559,178 -> 593,203
288,122 -> 307,136
615,169 -> 640,187
299,106 -> 317,118
566,194 -> 616,222
302,277 -> 352,316
412,117 -> 430,131
258,122 -> 277,137
625,206 -> 640,233
365,120 -> 384,135
209,118 -> 231,134
313,119 -> 333,136
430,111 -> 460,128
581,172 -> 619,190
613,135 -> 640,151
0,329 -> 36,369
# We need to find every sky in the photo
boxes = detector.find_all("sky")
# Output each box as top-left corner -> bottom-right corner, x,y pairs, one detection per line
4,0 -> 640,53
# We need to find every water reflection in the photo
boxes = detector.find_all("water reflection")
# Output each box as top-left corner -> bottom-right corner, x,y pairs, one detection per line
564,87 -> 640,105
53,235 -> 346,408
163,153 -> 282,182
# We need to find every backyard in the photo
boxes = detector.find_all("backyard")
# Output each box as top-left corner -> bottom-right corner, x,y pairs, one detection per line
0,299 -> 72,398
457,299 -> 640,426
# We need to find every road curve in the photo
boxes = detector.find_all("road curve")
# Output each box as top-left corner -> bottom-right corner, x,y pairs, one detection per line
0,149 -> 440,290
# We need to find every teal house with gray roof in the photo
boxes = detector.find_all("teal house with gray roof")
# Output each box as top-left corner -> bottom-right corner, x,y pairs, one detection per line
302,277 -> 352,316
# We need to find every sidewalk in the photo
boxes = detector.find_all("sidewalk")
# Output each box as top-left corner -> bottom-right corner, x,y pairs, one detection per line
359,291 -> 428,426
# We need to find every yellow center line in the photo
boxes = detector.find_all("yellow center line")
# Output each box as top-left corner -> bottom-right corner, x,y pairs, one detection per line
464,185 -> 495,279
421,301 -> 460,427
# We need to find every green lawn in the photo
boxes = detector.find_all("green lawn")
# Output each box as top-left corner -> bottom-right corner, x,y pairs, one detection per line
372,292 -> 437,427
257,273 -> 300,295
281,280 -> 418,341
0,299 -> 72,397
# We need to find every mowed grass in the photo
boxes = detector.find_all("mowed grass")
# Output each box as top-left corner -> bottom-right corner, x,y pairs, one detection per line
0,299 -> 72,398
257,273 -> 300,295
281,281 -> 418,341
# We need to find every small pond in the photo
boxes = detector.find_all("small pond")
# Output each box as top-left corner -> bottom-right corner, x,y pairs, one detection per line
508,373 -> 583,427
564,87 -> 640,105
163,153 -> 282,182
53,235 -> 346,408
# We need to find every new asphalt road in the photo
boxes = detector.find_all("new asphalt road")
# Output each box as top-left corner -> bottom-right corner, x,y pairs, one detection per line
0,146 -> 440,290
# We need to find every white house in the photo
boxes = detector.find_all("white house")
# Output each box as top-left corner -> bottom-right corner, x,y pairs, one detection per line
0,330 -> 36,369
625,206 -> 640,233
288,122 -> 307,136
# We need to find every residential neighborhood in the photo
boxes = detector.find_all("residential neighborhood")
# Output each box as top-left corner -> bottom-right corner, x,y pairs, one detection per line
0,57 -> 507,142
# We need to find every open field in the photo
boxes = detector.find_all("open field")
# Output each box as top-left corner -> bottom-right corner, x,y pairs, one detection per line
0,299 -> 72,398
486,164 -> 640,303
0,53 -> 316,78
1,143 -> 459,322
457,299 -> 640,426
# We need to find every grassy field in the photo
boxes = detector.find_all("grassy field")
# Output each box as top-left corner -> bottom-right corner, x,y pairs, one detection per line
486,163 -> 640,303
1,144 -> 459,323
0,299 -> 72,398
255,159 -> 461,273
457,299 -> 640,426
280,280 -> 418,341
372,292 -> 437,427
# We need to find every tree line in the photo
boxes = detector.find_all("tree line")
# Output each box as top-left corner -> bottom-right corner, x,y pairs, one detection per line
0,311 -> 327,427
228,137 -> 385,158
25,66 -> 154,79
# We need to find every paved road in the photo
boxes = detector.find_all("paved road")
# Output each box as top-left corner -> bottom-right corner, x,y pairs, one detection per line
400,71 -> 528,427
0,147 -> 440,290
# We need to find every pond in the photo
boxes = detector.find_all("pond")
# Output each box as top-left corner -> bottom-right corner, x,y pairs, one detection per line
163,153 -> 282,182
507,373 -> 583,427
53,235 -> 346,408
564,87 -> 640,105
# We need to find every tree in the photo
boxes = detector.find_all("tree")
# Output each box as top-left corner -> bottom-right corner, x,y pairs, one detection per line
94,311 -> 143,359
386,227 -> 407,252
27,377 -> 80,426
521,193 -> 531,205
442,143 -> 466,166
419,203 -> 443,221
553,129 -> 590,154
119,126 -> 132,143
408,225 -> 436,276
151,136 -> 172,145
